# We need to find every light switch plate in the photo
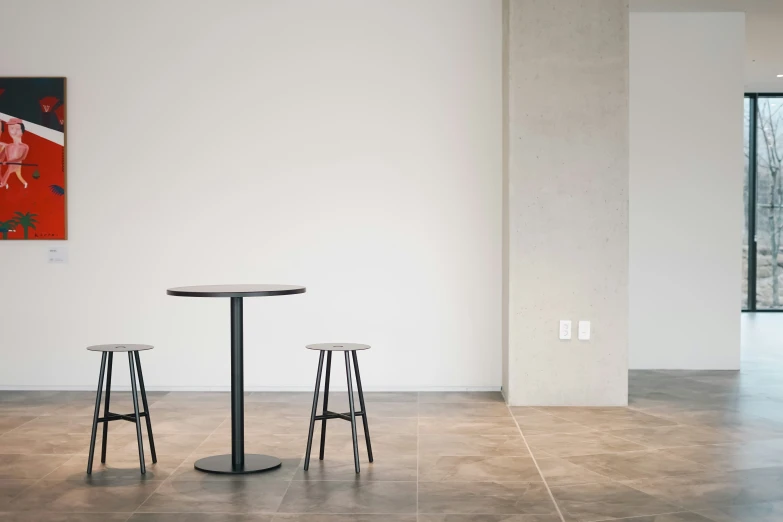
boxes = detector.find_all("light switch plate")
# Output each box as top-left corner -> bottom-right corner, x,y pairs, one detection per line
578,320 -> 591,340
559,320 -> 572,340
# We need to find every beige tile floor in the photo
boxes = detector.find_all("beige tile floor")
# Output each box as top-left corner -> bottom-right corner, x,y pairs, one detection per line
2,314 -> 783,521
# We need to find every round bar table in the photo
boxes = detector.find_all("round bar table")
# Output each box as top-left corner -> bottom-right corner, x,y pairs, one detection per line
167,284 -> 306,474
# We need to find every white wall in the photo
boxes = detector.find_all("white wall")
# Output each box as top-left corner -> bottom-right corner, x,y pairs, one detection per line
631,0 -> 783,94
505,0 -> 629,406
629,12 -> 744,369
0,0 -> 503,390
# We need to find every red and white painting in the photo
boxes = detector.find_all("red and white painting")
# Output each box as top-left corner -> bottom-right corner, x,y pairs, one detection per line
0,77 -> 66,240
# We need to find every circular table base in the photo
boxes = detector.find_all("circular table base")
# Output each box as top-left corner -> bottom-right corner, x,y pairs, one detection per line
194,454 -> 282,474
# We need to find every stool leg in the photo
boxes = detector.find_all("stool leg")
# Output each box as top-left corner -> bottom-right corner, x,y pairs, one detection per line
344,352 -> 360,474
319,351 -> 332,460
87,352 -> 107,474
100,352 -> 114,464
304,351 -> 325,471
352,350 -> 373,463
134,351 -> 157,464
128,352 -> 146,474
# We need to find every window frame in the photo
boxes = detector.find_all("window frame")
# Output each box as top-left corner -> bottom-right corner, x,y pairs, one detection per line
744,93 -> 783,312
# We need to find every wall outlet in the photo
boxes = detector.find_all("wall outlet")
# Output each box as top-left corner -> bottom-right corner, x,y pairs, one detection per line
559,320 -> 572,340
578,320 -> 591,340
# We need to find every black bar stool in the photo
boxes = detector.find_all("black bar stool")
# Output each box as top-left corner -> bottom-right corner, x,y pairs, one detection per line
304,343 -> 373,474
86,344 -> 157,475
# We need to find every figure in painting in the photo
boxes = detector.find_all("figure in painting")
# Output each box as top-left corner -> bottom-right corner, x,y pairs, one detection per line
0,118 -> 30,189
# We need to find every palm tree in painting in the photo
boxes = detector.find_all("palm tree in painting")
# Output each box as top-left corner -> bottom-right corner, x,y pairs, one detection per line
13,212 -> 38,239
0,219 -> 17,239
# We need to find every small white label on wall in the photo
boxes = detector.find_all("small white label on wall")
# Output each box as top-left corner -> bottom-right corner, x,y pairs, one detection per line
47,246 -> 68,264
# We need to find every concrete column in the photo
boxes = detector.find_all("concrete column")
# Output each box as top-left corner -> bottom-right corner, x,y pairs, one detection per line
503,0 -> 629,405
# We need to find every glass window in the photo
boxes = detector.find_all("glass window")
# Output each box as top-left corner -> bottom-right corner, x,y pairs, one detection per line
755,96 -> 783,309
743,97 -> 750,309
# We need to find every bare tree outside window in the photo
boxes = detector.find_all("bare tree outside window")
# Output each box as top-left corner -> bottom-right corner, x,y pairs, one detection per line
755,98 -> 783,308
743,98 -> 750,309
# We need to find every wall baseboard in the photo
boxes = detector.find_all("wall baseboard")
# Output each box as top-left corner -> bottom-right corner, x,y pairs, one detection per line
0,385 -> 502,393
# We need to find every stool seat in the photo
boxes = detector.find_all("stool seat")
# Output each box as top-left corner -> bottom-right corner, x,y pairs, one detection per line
87,344 -> 154,352
306,343 -> 370,352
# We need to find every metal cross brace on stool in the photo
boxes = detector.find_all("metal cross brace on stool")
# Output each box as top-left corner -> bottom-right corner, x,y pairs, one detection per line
315,410 -> 368,422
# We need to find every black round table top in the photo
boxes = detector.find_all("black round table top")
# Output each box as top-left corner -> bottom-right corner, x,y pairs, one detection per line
87,344 -> 153,352
167,284 -> 306,298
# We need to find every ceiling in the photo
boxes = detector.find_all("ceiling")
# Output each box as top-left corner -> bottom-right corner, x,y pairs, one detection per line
630,0 -> 783,92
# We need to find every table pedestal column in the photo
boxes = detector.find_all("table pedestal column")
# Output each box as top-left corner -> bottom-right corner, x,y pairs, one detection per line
194,297 -> 283,474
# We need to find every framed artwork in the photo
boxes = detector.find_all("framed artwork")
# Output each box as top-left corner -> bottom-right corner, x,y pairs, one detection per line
0,77 -> 66,240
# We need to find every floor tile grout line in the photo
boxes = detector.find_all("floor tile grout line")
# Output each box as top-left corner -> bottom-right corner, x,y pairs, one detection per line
589,428 -> 662,449
519,410 -> 686,431
275,468 -> 297,515
622,493 -> 694,516
541,446 -> 714,460
594,432 -> 713,451
505,402 -> 566,522
530,455 -> 627,486
132,458 -> 196,513
5,437 -> 77,505
502,422 -> 716,522
647,453 -> 725,474
590,510 -> 707,522
132,412 -> 229,514
512,411 -> 628,436
0,414 -> 44,437
617,475 -> 694,514
528,447 -> 718,460
2,409 -> 91,500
